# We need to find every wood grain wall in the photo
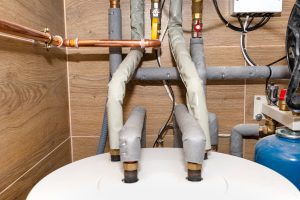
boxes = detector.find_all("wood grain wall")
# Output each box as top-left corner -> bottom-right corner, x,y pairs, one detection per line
0,1 -> 71,199
65,0 -> 293,161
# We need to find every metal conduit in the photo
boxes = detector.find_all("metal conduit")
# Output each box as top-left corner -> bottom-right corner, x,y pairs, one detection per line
133,66 -> 290,81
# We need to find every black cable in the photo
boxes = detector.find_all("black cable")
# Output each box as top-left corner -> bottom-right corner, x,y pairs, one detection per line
213,0 -> 272,32
153,50 -> 176,147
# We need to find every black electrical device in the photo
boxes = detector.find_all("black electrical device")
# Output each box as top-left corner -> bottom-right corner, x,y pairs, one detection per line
286,0 -> 300,113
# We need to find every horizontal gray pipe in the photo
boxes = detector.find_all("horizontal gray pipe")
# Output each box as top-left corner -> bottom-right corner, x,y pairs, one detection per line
133,66 -> 290,81
230,124 -> 260,158
174,104 -> 206,164
119,106 -> 146,162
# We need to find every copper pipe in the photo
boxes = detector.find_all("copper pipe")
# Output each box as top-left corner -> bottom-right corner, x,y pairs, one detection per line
110,0 -> 120,8
0,19 -> 160,48
63,39 -> 161,48
0,19 -> 63,47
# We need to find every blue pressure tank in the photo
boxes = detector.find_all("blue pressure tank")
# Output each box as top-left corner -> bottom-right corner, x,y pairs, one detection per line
255,128 -> 300,190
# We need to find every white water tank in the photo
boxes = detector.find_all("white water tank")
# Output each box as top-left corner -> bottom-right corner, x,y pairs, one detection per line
27,148 -> 300,200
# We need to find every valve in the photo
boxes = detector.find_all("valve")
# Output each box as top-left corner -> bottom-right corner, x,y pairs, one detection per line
151,0 -> 161,40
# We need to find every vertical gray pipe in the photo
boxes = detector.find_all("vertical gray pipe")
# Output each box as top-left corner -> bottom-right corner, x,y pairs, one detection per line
208,112 -> 219,150
174,104 -> 206,164
191,37 -> 207,92
109,8 -> 122,76
97,7 -> 123,154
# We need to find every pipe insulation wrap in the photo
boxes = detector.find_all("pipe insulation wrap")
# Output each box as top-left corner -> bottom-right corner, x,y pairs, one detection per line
208,112 -> 219,147
168,0 -> 211,150
230,124 -> 260,157
174,105 -> 206,164
107,0 -> 145,150
120,107 -> 146,162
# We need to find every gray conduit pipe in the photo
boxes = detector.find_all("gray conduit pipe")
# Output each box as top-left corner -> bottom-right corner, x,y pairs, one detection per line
133,66 -> 290,81
119,106 -> 146,162
208,112 -> 219,151
174,104 -> 205,181
97,6 -> 123,155
107,0 -> 145,160
191,38 -> 207,92
230,124 -> 260,157
173,112 -> 218,150
168,0 -> 211,150
174,105 -> 206,163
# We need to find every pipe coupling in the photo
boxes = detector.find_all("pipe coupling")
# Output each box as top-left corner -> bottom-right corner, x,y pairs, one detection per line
110,0 -> 120,8
259,117 -> 277,137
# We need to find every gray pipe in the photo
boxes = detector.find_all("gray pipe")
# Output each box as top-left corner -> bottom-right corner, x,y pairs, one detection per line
230,124 -> 260,157
97,7 -> 123,155
173,112 -> 218,150
174,104 -> 206,164
109,8 -> 122,75
208,112 -> 219,150
133,66 -> 290,81
120,107 -> 146,162
191,38 -> 207,90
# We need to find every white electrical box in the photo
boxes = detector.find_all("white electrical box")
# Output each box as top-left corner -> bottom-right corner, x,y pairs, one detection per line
230,0 -> 283,16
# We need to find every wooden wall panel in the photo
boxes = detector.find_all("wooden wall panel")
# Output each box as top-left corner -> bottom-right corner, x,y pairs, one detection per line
0,0 -> 70,197
66,0 -> 293,160
0,139 -> 71,200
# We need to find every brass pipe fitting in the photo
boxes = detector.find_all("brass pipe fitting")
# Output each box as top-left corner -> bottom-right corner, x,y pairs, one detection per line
110,149 -> 120,162
123,161 -> 138,183
110,0 -> 120,8
259,116 -> 277,137
151,0 -> 161,40
187,162 -> 202,182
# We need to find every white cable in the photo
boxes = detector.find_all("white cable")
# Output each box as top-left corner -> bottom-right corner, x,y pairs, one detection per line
157,10 -> 176,104
240,16 -> 256,67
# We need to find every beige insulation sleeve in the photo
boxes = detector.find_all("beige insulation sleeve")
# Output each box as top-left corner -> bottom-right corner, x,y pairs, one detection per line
168,0 -> 211,150
107,0 -> 144,150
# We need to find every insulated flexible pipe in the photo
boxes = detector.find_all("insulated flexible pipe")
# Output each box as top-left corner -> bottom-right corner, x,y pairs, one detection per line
174,104 -> 206,181
230,124 -> 260,157
107,0 -> 145,161
168,0 -> 211,150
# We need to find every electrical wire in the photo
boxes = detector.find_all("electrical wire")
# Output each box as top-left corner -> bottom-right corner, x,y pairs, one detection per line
239,15 -> 257,66
152,0 -> 176,147
153,49 -> 176,147
212,0 -> 271,32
